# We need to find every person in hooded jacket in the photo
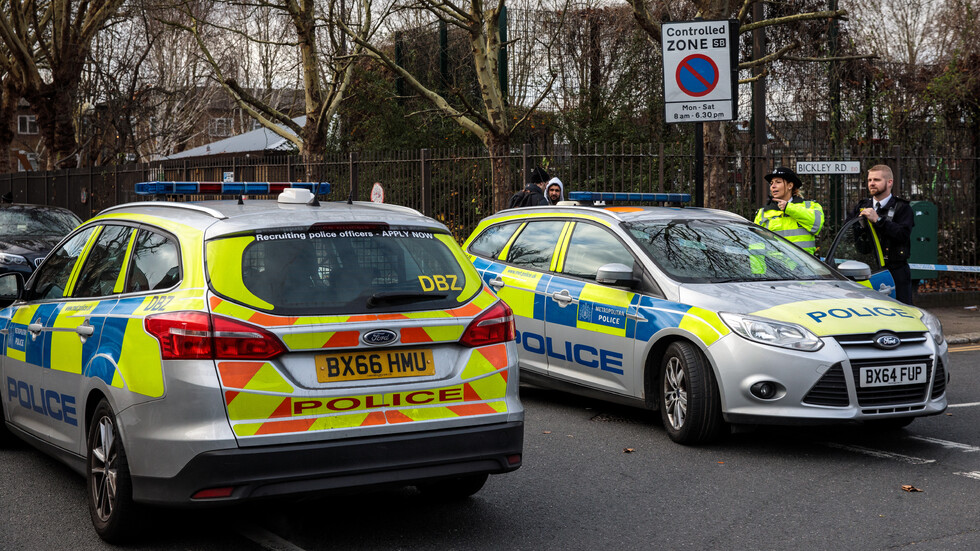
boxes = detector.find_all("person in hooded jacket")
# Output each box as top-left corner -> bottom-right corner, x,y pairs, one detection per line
546,177 -> 564,205
507,167 -> 551,208
753,166 -> 825,255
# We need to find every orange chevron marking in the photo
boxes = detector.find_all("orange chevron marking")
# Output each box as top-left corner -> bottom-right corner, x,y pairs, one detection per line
379,313 -> 410,320
323,331 -> 360,348
346,315 -> 378,322
400,327 -> 433,343
463,383 -> 482,402
218,361 -> 265,389
385,410 -> 415,423
209,296 -> 223,309
448,302 -> 482,317
255,418 -> 316,435
248,311 -> 300,326
270,398 -> 293,418
360,412 -> 387,426
224,390 -> 239,404
480,343 -> 508,368
448,403 -> 497,416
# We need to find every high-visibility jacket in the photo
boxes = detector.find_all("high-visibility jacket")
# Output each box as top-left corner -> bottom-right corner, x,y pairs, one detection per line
753,197 -> 825,254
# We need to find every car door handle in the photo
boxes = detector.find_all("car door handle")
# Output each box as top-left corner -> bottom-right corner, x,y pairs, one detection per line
489,277 -> 504,290
75,324 -> 95,338
28,323 -> 43,334
551,290 -> 576,306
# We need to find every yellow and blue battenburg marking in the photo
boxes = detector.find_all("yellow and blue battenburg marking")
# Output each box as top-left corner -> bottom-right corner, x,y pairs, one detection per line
473,256 -> 730,377
135,181 -> 330,196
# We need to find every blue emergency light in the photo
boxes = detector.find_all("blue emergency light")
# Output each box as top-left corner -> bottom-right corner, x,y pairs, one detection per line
134,181 -> 330,196
568,191 -> 691,204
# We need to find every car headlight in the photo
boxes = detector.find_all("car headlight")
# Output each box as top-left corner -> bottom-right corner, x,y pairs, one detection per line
720,312 -> 824,352
920,310 -> 945,346
0,252 -> 27,266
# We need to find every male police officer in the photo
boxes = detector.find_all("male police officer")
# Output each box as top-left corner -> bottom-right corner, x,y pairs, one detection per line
754,166 -> 825,254
852,164 -> 915,305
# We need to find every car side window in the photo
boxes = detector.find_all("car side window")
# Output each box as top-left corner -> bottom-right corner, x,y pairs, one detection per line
25,226 -> 97,301
126,230 -> 180,293
469,222 -> 522,259
506,220 -> 566,271
561,223 -> 635,280
72,225 -> 136,298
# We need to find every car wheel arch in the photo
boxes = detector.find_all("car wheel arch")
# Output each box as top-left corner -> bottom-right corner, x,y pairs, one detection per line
641,331 -> 724,411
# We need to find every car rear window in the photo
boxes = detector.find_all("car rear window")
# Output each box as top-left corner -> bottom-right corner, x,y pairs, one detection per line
206,224 -> 481,315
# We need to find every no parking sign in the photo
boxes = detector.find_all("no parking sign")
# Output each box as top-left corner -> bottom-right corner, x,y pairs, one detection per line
662,20 -> 738,123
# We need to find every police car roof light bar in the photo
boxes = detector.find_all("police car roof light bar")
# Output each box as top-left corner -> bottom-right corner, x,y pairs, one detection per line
135,181 -> 331,196
567,191 -> 691,204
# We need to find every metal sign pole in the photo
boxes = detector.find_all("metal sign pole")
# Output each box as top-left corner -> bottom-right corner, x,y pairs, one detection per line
695,123 -> 704,206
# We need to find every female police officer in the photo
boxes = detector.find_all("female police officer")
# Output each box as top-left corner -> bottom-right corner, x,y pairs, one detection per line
753,166 -> 825,255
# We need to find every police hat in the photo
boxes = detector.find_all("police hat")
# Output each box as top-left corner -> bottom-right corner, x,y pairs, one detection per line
764,166 -> 803,189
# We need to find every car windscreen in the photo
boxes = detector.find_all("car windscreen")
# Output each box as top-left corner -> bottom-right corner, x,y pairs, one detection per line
206,224 -> 482,315
0,207 -> 81,237
625,219 -> 838,283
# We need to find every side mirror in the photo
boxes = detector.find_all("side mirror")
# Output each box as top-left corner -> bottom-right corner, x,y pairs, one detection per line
837,260 -> 871,281
0,272 -> 24,308
595,263 -> 638,288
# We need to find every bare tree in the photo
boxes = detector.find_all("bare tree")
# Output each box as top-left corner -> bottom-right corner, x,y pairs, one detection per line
172,0 -> 368,169
340,0 -> 568,212
0,0 -> 127,169
625,0 -> 850,210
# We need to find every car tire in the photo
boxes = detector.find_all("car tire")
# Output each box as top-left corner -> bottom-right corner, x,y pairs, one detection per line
865,417 -> 915,430
87,399 -> 139,543
659,341 -> 725,445
416,473 -> 489,500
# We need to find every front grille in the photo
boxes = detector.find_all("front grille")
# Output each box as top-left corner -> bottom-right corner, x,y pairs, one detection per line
850,356 -> 933,407
931,359 -> 947,399
834,331 -> 927,348
803,363 -> 849,407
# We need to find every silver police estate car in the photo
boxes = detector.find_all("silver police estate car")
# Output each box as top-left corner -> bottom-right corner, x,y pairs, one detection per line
462,192 -> 948,445
0,183 -> 523,542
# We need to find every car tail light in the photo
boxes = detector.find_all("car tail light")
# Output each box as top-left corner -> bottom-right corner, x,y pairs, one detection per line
145,312 -> 285,360
212,315 -> 286,359
460,300 -> 515,347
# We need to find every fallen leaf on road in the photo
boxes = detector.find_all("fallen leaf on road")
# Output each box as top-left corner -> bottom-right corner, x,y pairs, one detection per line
543,431 -> 552,434
623,448 -> 635,453
717,461 -> 725,464
901,485 -> 923,492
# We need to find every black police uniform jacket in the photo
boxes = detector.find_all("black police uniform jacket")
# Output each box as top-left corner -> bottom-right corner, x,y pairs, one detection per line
850,197 -> 915,267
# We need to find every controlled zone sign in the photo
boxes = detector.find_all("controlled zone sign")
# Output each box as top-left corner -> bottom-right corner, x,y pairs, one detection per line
662,20 -> 738,123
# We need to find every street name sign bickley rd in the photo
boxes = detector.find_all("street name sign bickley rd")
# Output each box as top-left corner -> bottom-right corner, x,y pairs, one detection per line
661,20 -> 738,123
795,161 -> 861,175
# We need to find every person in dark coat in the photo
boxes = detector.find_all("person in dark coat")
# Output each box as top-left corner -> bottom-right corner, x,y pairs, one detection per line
851,164 -> 915,305
508,166 -> 551,208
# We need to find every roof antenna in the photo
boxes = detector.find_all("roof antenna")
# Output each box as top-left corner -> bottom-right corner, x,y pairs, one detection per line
347,182 -> 354,205
238,194 -> 245,205
307,193 -> 320,207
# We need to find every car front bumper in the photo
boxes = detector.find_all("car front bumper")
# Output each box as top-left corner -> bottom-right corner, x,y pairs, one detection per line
706,333 -> 949,425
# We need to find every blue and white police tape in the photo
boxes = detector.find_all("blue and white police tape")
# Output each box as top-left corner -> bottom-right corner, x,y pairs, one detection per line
910,263 -> 980,274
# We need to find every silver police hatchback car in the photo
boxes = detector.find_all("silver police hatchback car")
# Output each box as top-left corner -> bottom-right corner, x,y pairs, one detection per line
0,183 -> 523,542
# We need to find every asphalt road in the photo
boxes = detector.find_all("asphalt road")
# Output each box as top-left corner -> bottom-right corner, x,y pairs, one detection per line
2,344 -> 979,551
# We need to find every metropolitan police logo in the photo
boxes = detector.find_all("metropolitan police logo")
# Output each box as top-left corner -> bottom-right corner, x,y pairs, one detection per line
873,332 -> 901,350
578,302 -> 593,323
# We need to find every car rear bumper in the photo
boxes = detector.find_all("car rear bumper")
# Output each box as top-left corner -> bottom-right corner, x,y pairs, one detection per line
131,421 -> 523,505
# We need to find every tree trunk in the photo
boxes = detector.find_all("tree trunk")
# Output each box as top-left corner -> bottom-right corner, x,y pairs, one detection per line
28,85 -> 81,170
0,84 -> 19,174
703,121 -> 728,210
487,133 -> 512,213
